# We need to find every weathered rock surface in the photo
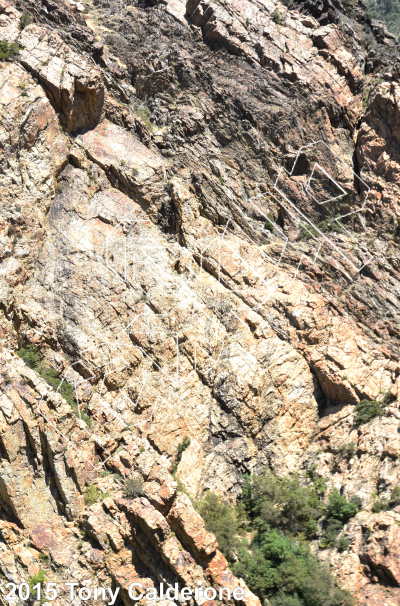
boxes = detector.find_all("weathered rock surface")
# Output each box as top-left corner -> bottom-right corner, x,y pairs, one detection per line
18,24 -> 105,132
0,0 -> 399,604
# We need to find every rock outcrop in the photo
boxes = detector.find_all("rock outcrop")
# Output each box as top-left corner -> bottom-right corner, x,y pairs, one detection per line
0,0 -> 399,604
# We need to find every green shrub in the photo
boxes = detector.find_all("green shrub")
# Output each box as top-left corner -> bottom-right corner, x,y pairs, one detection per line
371,498 -> 388,513
79,408 -> 93,428
390,485 -> 400,505
250,471 -> 325,538
326,490 -> 359,524
336,443 -> 356,459
297,219 -> 342,242
16,344 -> 91,426
354,399 -> 385,426
124,473 -> 145,498
196,491 -> 240,561
28,569 -> 45,593
197,474 -> 355,606
272,9 -> 282,24
342,0 -> 354,16
264,211 -> 275,233
306,466 -> 327,496
133,103 -> 153,130
172,436 -> 190,473
85,483 -> 100,506
234,538 -> 353,606
0,40 -> 21,61
337,536 -> 350,552
370,488 -> 399,513
19,10 -> 32,30
320,490 -> 360,548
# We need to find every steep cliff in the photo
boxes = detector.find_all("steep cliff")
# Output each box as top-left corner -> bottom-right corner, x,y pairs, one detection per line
0,0 -> 399,604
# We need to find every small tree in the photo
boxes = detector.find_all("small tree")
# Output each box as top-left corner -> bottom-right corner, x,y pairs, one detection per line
336,442 -> 356,459
390,485 -> 400,506
172,437 -> 191,473
19,10 -> 32,30
85,483 -> 100,506
354,399 -> 385,426
0,40 -> 21,61
272,9 -> 282,24
124,473 -> 145,498
337,536 -> 350,552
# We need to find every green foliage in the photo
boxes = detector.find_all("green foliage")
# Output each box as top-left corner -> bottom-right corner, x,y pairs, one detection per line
234,538 -> 353,606
272,9 -> 282,23
371,498 -> 389,513
390,485 -> 400,504
19,10 -> 32,30
38,553 -> 49,560
225,472 -> 356,605
85,483 -> 100,506
371,486 -> 400,512
320,490 -> 360,548
337,536 -> 350,552
354,399 -> 386,426
306,466 -> 327,496
176,436 -> 190,463
362,86 -> 370,108
326,490 -> 359,522
196,491 -> 241,561
28,569 -> 45,592
134,294 -> 148,303
336,442 -> 356,459
264,211 -> 275,233
17,345 -> 92,427
124,474 -> 145,498
132,103 -> 153,130
175,475 -> 191,497
297,219 -> 342,242
172,436 -> 190,473
342,0 -> 355,16
251,471 -> 325,538
0,40 -> 21,61
366,0 -> 400,36
242,473 -> 255,513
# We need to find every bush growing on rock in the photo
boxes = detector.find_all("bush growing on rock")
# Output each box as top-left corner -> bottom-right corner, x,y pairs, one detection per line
336,442 -> 356,459
19,10 -> 31,30
17,344 -> 93,427
0,40 -> 21,61
354,399 -> 386,425
250,471 -> 325,538
371,498 -> 389,513
124,474 -> 145,498
390,485 -> 400,505
320,490 -> 361,548
337,536 -> 350,552
272,9 -> 282,24
198,472 -> 355,606
28,570 -> 46,595
196,491 -> 241,561
85,483 -> 100,506
371,486 -> 400,512
172,436 -> 191,473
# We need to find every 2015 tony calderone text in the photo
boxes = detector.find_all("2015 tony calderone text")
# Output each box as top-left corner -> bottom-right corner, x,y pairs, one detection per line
4,582 -> 246,602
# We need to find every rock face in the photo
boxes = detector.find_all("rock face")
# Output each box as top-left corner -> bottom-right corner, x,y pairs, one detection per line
18,24 -> 105,132
0,0 -> 399,604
